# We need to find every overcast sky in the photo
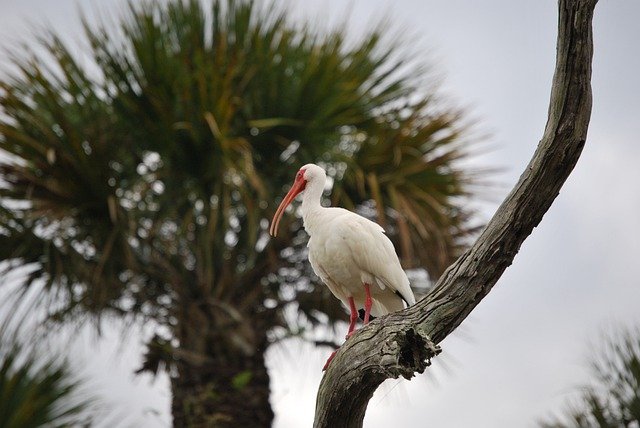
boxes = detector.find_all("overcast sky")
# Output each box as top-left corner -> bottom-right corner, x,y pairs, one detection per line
1,1 -> 639,427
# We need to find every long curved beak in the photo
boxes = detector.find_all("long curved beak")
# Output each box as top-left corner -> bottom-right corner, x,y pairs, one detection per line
269,179 -> 306,237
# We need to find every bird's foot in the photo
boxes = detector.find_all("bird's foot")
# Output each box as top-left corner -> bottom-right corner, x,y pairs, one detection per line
322,350 -> 337,371
345,330 -> 356,340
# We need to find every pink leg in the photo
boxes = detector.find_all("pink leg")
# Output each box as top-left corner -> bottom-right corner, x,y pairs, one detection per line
325,291 -> 372,371
326,297 -> 359,370
363,283 -> 372,324
346,297 -> 358,339
322,350 -> 337,371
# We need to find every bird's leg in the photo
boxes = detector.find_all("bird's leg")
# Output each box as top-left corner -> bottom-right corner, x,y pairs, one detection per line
322,350 -> 337,371
346,297 -> 358,339
363,282 -> 372,324
328,297 -> 361,369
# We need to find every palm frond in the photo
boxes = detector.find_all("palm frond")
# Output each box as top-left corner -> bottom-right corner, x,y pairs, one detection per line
0,312 -> 97,428
539,326 -> 640,427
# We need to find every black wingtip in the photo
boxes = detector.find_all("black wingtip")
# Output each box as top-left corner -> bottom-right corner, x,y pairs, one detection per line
358,309 -> 376,322
395,290 -> 412,307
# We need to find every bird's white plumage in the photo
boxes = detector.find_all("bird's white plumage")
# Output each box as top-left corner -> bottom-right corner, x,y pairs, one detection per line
297,164 -> 415,317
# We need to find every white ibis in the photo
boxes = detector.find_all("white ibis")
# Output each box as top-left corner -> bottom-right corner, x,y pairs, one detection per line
270,164 -> 416,369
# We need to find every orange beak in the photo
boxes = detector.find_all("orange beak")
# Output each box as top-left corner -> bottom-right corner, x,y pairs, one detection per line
269,177 -> 306,237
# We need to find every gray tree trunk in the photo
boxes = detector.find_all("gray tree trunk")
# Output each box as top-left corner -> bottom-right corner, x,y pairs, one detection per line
171,302 -> 273,427
314,0 -> 599,426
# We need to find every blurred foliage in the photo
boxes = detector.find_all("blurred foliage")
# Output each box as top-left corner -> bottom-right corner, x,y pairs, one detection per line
0,0 -> 485,383
0,313 -> 96,428
540,326 -> 640,428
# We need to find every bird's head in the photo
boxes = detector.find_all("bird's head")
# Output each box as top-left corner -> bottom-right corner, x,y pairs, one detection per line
269,163 -> 326,237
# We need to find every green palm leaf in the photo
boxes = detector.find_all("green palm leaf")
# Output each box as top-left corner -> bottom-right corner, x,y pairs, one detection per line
0,313 -> 97,428
540,326 -> 640,427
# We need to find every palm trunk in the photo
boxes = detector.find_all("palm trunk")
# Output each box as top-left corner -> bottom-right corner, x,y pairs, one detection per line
171,301 -> 273,427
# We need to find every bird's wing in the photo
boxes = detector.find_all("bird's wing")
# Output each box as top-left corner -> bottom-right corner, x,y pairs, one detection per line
308,249 -> 349,304
341,214 -> 416,306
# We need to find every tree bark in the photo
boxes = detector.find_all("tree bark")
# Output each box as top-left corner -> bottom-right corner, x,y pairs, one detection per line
314,0 -> 598,427
171,300 -> 273,428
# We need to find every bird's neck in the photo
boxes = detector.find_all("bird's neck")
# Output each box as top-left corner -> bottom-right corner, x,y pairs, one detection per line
301,178 -> 326,236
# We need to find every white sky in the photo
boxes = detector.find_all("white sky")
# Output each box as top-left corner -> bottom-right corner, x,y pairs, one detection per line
1,1 -> 639,427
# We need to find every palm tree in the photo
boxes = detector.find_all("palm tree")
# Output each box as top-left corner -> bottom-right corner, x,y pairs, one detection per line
540,326 -> 640,427
0,0 -> 483,425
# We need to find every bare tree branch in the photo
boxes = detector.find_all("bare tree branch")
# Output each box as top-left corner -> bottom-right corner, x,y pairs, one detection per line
313,0 -> 598,426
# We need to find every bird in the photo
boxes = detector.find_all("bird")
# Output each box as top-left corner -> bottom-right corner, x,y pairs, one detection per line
269,164 -> 416,369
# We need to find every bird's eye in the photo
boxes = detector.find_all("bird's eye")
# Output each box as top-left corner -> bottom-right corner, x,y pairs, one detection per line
296,171 -> 303,180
